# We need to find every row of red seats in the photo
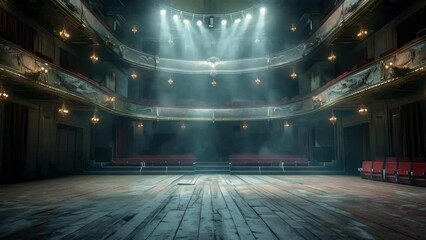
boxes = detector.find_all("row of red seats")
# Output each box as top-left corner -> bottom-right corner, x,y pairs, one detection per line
360,158 -> 426,186
229,155 -> 309,166
113,155 -> 196,166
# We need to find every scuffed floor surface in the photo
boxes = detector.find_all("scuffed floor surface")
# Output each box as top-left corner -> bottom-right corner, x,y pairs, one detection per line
1,175 -> 426,239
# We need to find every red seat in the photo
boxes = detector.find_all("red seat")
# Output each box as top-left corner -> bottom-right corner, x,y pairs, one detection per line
360,161 -> 373,179
396,162 -> 412,184
371,161 -> 384,181
384,162 -> 398,183
412,163 -> 426,187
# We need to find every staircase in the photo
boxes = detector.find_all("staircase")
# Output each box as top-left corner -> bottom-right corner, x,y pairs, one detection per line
195,162 -> 230,174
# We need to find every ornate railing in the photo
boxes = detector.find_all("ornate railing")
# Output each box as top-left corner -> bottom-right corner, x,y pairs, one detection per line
1,37 -> 425,120
48,0 -> 379,74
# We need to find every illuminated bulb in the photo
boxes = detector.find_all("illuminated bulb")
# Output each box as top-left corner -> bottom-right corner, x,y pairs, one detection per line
131,25 -> 138,34
130,72 -> 137,79
211,79 -> 217,87
329,114 -> 337,125
168,76 -> 174,85
255,76 -> 261,84
0,81 -> 9,101
90,50 -> 99,63
242,121 -> 248,130
290,69 -> 297,79
254,37 -> 260,44
184,19 -> 190,25
59,26 -> 70,40
58,102 -> 69,117
40,64 -> 49,73
234,18 -> 241,23
260,7 -> 266,15
246,14 -> 252,20
328,51 -> 336,62
221,19 -> 227,26
358,104 -> 368,115
173,14 -> 179,21
284,121 -> 290,127
181,122 -> 186,130
160,9 -> 166,16
357,28 -> 368,38
197,20 -> 202,26
290,23 -> 297,32
91,110 -> 99,125
137,121 -> 144,128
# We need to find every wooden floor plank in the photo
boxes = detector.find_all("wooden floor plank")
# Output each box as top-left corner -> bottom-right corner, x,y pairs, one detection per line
1,175 -> 426,240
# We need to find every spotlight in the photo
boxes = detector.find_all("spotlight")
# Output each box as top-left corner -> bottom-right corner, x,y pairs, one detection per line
234,18 -> 241,23
160,9 -> 166,16
173,14 -> 179,21
221,19 -> 227,26
197,20 -> 202,26
246,13 -> 252,20
208,16 -> 214,28
260,7 -> 266,15
184,19 -> 190,25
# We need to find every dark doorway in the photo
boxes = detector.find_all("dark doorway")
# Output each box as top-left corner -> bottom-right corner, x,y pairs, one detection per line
55,124 -> 83,176
344,123 -> 370,175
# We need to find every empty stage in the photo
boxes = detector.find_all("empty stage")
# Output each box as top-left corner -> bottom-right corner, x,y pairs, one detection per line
1,175 -> 426,239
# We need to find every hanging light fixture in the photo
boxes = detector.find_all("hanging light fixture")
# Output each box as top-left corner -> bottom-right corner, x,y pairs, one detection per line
130,71 -> 137,80
358,104 -> 368,115
242,121 -> 248,130
211,78 -> 217,87
255,75 -> 261,84
39,63 -> 49,74
168,75 -> 174,85
131,25 -> 138,34
91,109 -> 99,125
357,28 -> 368,38
58,102 -> 69,117
328,50 -> 336,62
59,25 -> 70,40
290,23 -> 297,32
137,121 -> 144,128
180,121 -> 186,130
90,49 -> 99,63
0,77 -> 9,101
290,67 -> 297,79
329,111 -> 337,125
284,121 -> 290,128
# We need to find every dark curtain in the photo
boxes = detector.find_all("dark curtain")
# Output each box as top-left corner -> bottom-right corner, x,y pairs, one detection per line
1,102 -> 28,183
400,101 -> 426,161
115,122 -> 133,157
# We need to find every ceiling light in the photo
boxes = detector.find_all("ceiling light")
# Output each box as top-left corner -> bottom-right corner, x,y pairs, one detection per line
131,25 -> 138,34
181,122 -> 186,130
242,121 -> 248,130
197,20 -> 202,26
90,49 -> 98,63
58,102 -> 69,117
329,112 -> 337,125
260,7 -> 266,15
59,25 -> 70,40
168,75 -> 173,85
357,28 -> 368,38
173,14 -> 179,21
245,14 -> 252,20
0,78 -> 9,101
234,18 -> 241,23
137,121 -> 144,129
290,23 -> 297,32
211,79 -> 217,87
221,19 -> 227,26
130,71 -> 137,80
358,104 -> 368,115
290,68 -> 297,79
328,51 -> 336,62
284,121 -> 290,127
91,109 -> 99,125
255,76 -> 261,84
183,19 -> 190,25
160,9 -> 166,16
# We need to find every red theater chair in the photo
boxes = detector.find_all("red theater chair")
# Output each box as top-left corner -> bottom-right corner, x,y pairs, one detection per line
396,162 -> 412,184
411,163 -> 426,187
371,160 -> 384,181
384,161 -> 398,183
359,161 -> 373,179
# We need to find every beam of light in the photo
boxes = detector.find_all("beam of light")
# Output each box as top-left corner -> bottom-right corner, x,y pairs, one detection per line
234,18 -> 241,23
183,19 -> 190,25
260,7 -> 266,15
158,9 -> 176,58
245,13 -> 252,21
251,7 -> 266,57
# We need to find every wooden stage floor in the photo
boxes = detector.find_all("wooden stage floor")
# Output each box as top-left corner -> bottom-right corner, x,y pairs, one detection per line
1,175 -> 426,240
